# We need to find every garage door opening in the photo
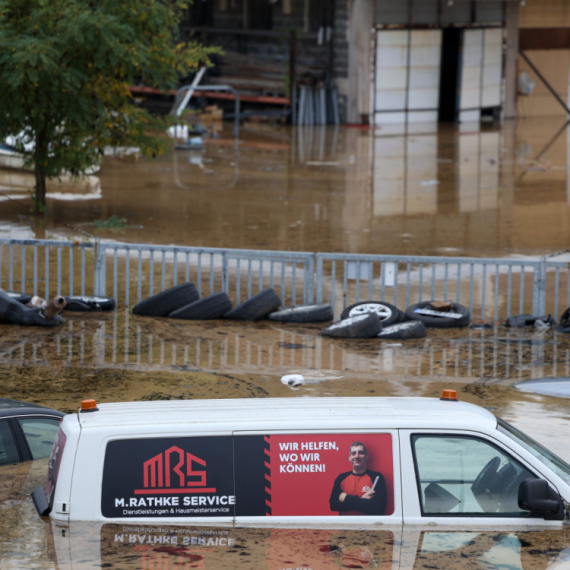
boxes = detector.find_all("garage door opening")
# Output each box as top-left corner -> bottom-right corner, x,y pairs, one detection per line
438,28 -> 462,122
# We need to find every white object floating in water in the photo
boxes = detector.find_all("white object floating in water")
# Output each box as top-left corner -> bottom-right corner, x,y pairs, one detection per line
167,124 -> 189,140
281,374 -> 305,387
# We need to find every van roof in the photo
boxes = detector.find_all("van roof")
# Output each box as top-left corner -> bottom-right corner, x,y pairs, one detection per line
76,397 -> 497,432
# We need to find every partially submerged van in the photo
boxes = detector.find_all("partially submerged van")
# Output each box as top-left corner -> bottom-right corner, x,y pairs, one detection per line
33,392 -> 570,526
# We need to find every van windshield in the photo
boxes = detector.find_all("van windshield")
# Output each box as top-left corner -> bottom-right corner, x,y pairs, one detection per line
497,419 -> 570,486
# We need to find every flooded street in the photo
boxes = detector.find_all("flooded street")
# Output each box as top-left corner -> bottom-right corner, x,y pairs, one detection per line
2,118 -> 570,568
2,117 -> 570,258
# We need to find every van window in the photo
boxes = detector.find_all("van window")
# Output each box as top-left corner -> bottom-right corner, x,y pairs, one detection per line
0,420 -> 19,465
17,417 -> 60,459
412,435 -> 534,516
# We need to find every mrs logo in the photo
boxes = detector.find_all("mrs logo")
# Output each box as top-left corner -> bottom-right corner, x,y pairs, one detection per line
135,445 -> 216,495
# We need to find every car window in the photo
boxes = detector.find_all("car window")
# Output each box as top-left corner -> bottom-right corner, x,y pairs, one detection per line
412,435 -> 535,516
17,417 -> 60,460
0,420 -> 19,465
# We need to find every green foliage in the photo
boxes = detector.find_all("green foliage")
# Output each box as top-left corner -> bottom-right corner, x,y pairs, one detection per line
0,0 -> 220,212
93,215 -> 128,229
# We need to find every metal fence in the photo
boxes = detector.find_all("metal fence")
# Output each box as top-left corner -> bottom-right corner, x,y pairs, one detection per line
316,253 -> 570,322
1,238 -> 568,321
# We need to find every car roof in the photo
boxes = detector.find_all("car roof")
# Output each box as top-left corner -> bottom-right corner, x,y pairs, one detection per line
76,397 -> 497,432
0,397 -> 63,418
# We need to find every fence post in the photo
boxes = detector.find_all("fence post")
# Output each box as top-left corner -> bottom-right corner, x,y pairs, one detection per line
305,255 -> 315,304
316,254 -> 323,303
93,240 -> 106,297
222,252 -> 228,293
532,257 -> 547,316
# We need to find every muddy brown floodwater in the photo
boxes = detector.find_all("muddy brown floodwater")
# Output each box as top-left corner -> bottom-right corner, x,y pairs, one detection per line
2,118 -> 570,568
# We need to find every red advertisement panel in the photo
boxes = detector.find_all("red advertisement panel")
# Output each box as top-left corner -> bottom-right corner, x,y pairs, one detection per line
265,433 -> 394,517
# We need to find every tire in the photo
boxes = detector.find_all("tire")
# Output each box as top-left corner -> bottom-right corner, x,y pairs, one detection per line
6,291 -> 32,305
268,303 -> 333,323
321,313 -> 382,339
0,290 -> 64,327
378,320 -> 427,340
341,301 -> 403,326
132,282 -> 199,317
223,288 -> 281,321
168,292 -> 232,320
64,296 -> 116,312
405,301 -> 470,328
555,307 -> 570,333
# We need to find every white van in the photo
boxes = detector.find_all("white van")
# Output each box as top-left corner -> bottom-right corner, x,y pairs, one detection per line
33,391 -> 570,526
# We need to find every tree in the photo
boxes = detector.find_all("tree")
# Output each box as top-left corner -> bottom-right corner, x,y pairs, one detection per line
0,0 -> 218,213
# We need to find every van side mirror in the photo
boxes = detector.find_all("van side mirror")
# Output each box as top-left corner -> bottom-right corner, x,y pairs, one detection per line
518,478 -> 564,520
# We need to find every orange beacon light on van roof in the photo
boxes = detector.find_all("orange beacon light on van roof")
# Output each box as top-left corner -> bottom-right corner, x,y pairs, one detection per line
440,389 -> 458,401
80,399 -> 99,412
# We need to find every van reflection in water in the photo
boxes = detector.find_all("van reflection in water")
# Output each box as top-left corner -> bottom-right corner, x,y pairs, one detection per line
46,523 -> 570,569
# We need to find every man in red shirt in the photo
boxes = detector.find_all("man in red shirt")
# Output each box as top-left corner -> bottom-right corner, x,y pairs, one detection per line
329,441 -> 387,516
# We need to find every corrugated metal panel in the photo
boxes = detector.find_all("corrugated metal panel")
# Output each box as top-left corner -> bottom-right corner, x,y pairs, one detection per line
440,2 -> 471,24
375,0 -> 409,24
412,0 -> 438,24
460,29 -> 484,120
475,1 -> 504,23
375,30 -> 409,114
481,28 -> 503,107
374,29 -> 441,125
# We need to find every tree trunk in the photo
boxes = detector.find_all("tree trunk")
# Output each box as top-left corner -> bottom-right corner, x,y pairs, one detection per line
33,132 -> 47,214
34,161 -> 46,214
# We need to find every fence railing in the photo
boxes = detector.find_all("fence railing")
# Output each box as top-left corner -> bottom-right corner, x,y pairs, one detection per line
316,253 -> 570,322
1,238 -> 568,321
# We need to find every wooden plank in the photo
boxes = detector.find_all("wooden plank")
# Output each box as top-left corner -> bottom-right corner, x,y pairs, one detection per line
520,0 -> 570,28
520,28 -> 570,50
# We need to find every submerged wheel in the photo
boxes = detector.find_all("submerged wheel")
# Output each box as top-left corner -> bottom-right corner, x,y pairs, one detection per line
6,291 -> 32,305
405,301 -> 470,328
168,292 -> 232,320
341,301 -> 402,326
132,282 -> 199,317
268,303 -> 333,323
223,288 -> 281,321
321,313 -> 382,339
377,320 -> 427,340
64,296 -> 116,311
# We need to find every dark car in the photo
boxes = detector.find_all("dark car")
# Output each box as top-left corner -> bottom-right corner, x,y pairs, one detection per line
0,398 -> 64,465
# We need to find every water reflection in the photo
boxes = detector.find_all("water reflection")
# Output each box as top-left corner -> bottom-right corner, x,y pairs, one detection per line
1,312 -> 570,384
19,520 -> 570,570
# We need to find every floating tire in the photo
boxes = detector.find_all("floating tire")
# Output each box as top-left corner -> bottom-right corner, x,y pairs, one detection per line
378,320 -> 427,340
268,303 -> 333,323
6,291 -> 32,305
405,301 -> 470,328
223,288 -> 281,321
321,313 -> 382,339
168,292 -> 232,320
132,282 -> 199,317
341,301 -> 403,326
64,296 -> 116,312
